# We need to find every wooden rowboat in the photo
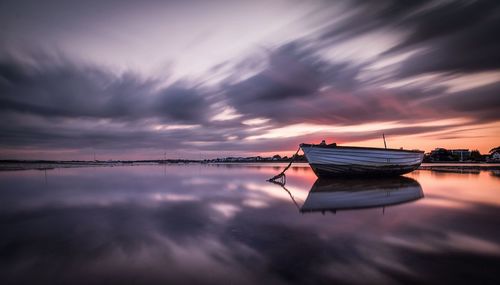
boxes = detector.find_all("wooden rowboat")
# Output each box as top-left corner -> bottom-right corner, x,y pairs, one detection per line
300,143 -> 424,178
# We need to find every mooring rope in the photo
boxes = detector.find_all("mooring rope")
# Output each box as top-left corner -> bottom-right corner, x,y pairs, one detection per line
268,179 -> 301,210
267,146 -> 301,184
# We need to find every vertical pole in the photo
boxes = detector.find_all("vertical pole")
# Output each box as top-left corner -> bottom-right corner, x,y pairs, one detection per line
383,133 -> 387,149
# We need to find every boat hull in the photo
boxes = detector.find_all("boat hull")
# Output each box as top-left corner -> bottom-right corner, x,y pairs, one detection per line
301,144 -> 424,178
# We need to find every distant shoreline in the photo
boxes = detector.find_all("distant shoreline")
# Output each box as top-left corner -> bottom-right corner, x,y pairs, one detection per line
1,160 -> 500,172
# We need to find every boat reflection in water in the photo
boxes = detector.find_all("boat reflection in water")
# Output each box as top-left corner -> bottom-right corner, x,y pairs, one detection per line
283,176 -> 424,214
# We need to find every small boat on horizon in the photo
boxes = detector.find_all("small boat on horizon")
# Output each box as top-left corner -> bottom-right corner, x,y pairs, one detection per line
300,142 -> 424,178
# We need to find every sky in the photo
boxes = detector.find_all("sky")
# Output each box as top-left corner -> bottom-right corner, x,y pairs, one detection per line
1,0 -> 499,160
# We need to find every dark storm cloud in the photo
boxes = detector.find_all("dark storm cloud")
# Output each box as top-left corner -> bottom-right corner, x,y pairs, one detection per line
0,59 -> 146,119
376,1 -> 497,48
0,120 -> 174,150
386,0 -> 499,52
225,43 -> 321,104
222,0 -> 500,129
0,55 -> 211,123
392,1 -> 499,75
0,0 -> 499,157
319,0 -> 500,76
425,82 -> 500,123
0,39 -> 497,155
0,54 -> 224,154
224,42 -> 470,127
156,86 -> 210,122
318,0 -> 430,43
395,18 -> 500,77
224,42 -> 372,124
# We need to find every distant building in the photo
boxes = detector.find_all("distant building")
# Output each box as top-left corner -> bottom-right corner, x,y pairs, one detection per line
450,149 -> 471,161
491,151 -> 500,161
428,148 -> 474,162
429,148 -> 453,161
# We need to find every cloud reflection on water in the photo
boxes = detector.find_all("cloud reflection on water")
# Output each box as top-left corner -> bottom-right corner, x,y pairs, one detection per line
0,164 -> 500,284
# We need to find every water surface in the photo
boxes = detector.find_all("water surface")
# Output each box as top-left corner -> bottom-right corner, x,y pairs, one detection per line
1,164 -> 499,284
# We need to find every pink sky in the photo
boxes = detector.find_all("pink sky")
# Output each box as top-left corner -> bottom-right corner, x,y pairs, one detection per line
0,0 -> 499,160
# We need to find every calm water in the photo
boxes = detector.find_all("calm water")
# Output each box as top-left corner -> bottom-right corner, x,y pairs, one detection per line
1,164 -> 499,285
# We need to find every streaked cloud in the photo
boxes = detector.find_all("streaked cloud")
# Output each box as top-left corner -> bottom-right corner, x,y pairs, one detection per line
0,0 -> 499,159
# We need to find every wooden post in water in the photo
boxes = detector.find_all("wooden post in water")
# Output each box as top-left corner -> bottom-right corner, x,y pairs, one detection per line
383,133 -> 387,149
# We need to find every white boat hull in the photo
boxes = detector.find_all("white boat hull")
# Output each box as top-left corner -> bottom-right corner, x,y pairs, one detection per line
300,144 -> 424,178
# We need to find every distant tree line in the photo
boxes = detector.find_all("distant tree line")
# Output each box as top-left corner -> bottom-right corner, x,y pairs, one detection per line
424,147 -> 500,162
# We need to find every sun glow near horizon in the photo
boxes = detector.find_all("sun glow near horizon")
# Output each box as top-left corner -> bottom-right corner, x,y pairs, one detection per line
254,120 -> 500,157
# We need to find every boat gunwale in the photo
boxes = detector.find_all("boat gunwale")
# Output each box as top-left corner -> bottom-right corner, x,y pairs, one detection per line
300,143 -> 424,154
